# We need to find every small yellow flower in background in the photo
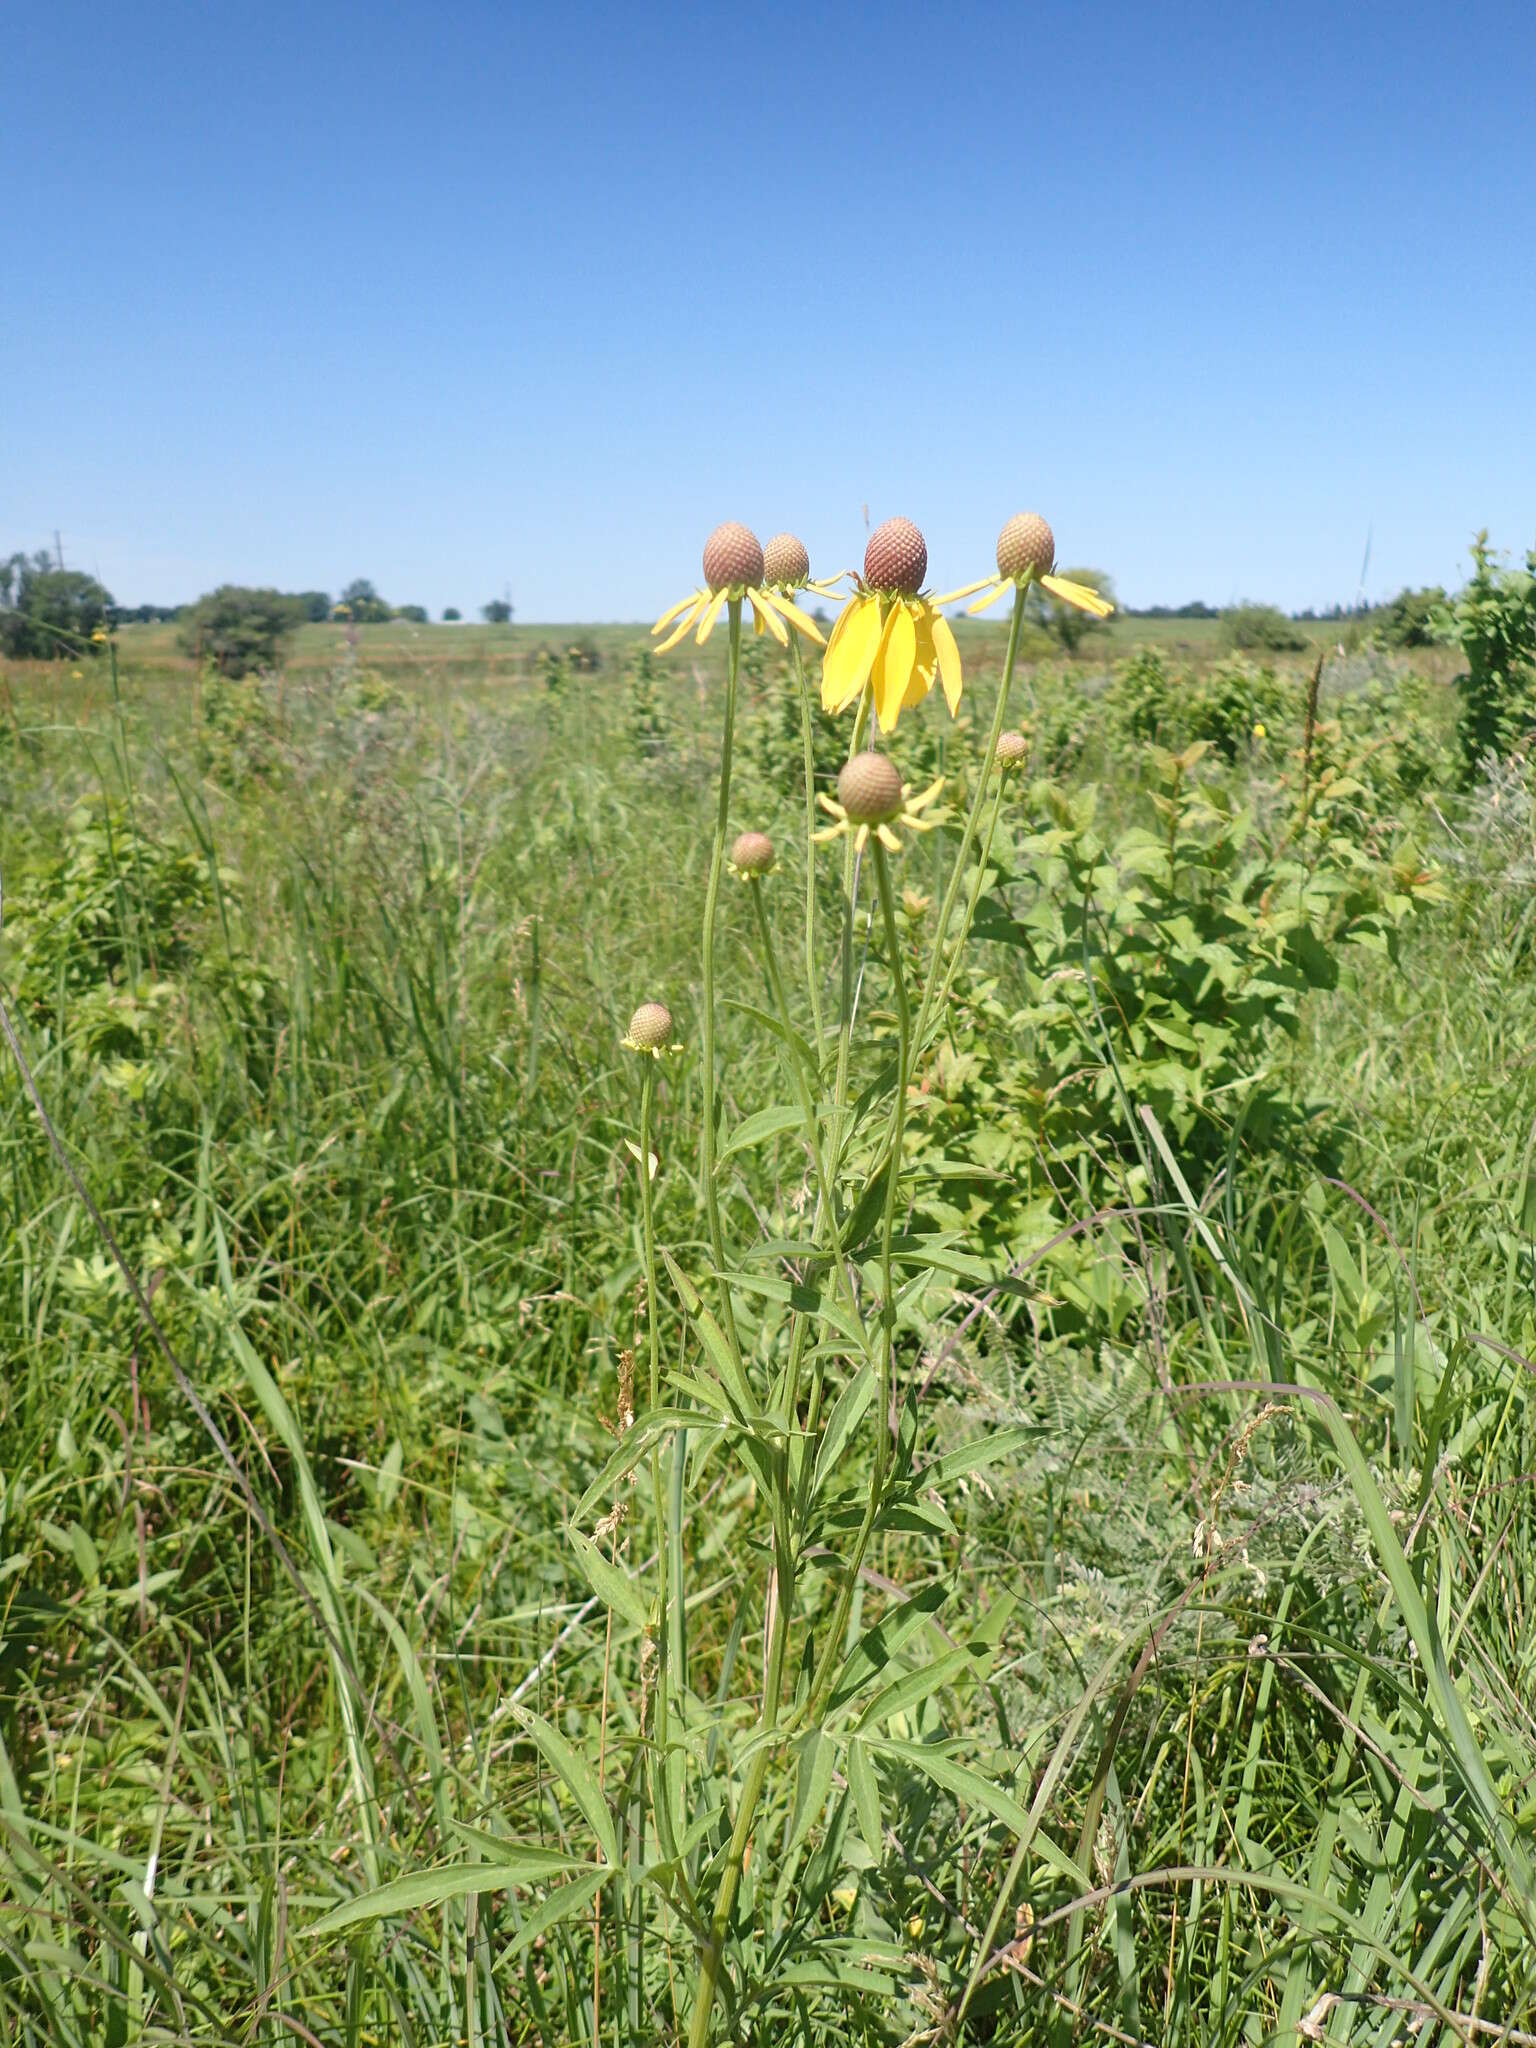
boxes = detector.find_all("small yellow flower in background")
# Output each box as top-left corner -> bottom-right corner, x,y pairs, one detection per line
1252,721 -> 1268,740
622,1000 -> 683,1057
71,668 -> 84,680
821,517 -> 963,732
653,523 -> 827,655
90,627 -> 109,644
814,749 -> 945,856
727,830 -> 777,881
942,512 -> 1115,621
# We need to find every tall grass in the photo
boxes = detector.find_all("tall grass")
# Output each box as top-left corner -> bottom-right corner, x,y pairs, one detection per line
1,620 -> 1534,2043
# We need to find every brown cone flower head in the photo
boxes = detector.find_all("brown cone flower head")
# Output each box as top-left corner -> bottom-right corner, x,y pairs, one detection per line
863,516 -> 928,596
702,522 -> 765,593
996,512 -> 1056,582
762,533 -> 810,588
996,729 -> 1029,766
837,751 -> 906,825
627,1001 -> 673,1050
730,830 -> 776,875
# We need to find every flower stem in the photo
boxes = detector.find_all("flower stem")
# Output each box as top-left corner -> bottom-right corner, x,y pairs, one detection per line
931,766 -> 1010,1023
749,886 -> 871,1354
787,631 -> 825,1053
799,839 -> 911,1724
699,600 -> 742,1355
870,843 -> 910,1485
910,590 -> 1024,1072
638,1065 -> 671,1780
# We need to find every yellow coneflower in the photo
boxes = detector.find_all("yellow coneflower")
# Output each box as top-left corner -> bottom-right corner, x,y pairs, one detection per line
820,517 -> 962,732
653,523 -> 826,655
814,750 -> 945,856
761,532 -> 845,605
941,512 -> 1114,620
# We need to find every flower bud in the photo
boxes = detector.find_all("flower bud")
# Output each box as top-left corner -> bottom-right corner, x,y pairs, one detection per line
995,729 -> 1028,767
761,533 -> 810,588
730,830 -> 776,875
626,1001 -> 673,1050
837,751 -> 905,824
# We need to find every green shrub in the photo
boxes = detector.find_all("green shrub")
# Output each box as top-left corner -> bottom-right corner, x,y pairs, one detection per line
1436,531 -> 1536,781
0,552 -> 113,658
1221,601 -> 1308,653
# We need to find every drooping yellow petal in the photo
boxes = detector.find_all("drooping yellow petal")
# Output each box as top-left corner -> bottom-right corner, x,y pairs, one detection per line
653,596 -> 706,652
1041,574 -> 1114,619
763,588 -> 826,646
906,774 -> 947,814
654,587 -> 704,633
821,594 -> 883,712
695,588 -> 728,644
906,607 -> 937,709
965,580 -> 1010,616
929,578 -> 995,606
871,600 -> 916,731
876,823 -> 903,852
931,610 -> 963,714
816,791 -> 843,817
748,587 -> 789,644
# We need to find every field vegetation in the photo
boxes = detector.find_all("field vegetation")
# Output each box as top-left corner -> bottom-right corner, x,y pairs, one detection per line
3,528 -> 1536,2046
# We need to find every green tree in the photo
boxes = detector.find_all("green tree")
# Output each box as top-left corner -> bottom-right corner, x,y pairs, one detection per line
442,607 -> 462,621
482,598 -> 513,624
395,604 -> 429,624
339,578 -> 390,624
295,590 -> 332,623
180,585 -> 306,677
0,551 -> 114,658
1374,584 -> 1446,648
1028,567 -> 1114,653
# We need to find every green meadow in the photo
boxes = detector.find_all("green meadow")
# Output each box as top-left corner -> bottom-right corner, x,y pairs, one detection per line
4,599 -> 1536,2046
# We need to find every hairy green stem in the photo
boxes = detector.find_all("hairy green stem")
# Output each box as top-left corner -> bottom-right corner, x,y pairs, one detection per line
910,590 -> 1024,1070
749,886 -> 872,1359
699,600 -> 742,1355
931,763 -> 1012,1023
637,1065 -> 672,1800
871,844 -> 909,1481
787,631 -> 825,1053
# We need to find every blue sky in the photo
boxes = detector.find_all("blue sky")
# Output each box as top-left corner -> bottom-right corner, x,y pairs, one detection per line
3,0 -> 1533,619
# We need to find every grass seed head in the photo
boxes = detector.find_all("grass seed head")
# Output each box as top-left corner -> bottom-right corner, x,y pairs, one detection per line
996,729 -> 1029,766
837,750 -> 905,824
864,517 -> 927,596
762,533 -> 810,588
730,830 -> 776,876
996,511 -> 1055,582
627,1000 -> 673,1050
702,522 -> 765,592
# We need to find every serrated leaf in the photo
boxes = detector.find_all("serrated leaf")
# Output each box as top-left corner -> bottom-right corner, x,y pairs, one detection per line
307,1853 -> 592,1935
567,1529 -> 651,1634
721,1104 -> 805,1158
847,1738 -> 883,1860
516,1710 -> 618,1867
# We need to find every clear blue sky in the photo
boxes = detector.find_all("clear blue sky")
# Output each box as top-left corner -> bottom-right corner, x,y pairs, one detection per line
3,0 -> 1533,619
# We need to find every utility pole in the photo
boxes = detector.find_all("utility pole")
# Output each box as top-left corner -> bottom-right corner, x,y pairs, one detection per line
54,530 -> 64,571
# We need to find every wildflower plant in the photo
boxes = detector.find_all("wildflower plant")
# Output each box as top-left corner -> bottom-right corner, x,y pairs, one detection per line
496,508 -> 1120,2044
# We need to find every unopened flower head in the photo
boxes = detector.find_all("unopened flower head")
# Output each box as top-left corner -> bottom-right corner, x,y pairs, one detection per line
729,829 -> 777,879
814,750 -> 946,854
995,728 -> 1029,769
942,511 -> 1116,621
654,522 -> 826,654
762,533 -> 809,589
623,1000 -> 681,1056
821,516 -> 963,733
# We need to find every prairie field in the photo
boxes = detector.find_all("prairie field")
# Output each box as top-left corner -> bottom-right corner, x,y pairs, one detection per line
4,607 -> 1536,2048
